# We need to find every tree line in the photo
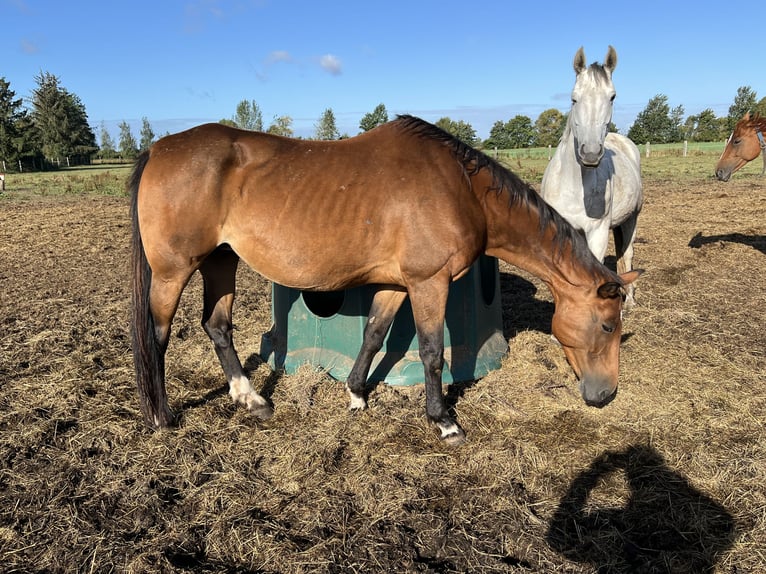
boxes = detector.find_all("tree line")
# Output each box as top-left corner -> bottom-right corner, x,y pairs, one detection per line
1,71 -> 764,173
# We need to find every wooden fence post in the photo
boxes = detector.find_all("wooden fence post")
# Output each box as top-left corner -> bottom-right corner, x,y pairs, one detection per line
645,142 -> 651,158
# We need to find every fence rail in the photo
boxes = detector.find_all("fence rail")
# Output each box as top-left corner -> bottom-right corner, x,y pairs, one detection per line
487,140 -> 727,160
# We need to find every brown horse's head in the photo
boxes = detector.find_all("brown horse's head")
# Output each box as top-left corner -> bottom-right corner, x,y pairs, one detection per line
715,113 -> 765,181
550,270 -> 642,407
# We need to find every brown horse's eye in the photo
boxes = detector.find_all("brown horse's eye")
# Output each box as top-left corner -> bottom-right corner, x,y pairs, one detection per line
602,324 -> 615,334
733,138 -> 742,145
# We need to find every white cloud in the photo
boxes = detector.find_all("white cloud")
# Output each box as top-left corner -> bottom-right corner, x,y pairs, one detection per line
266,50 -> 292,64
319,54 -> 342,76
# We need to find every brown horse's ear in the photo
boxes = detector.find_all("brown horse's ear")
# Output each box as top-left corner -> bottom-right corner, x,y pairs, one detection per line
619,269 -> 644,286
574,47 -> 586,74
597,281 -> 623,299
604,45 -> 617,74
598,270 -> 644,299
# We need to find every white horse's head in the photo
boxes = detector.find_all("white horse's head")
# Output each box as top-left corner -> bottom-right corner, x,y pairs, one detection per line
570,46 -> 617,167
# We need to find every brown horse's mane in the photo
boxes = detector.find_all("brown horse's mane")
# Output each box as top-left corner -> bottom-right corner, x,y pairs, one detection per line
393,115 -> 602,275
738,113 -> 766,131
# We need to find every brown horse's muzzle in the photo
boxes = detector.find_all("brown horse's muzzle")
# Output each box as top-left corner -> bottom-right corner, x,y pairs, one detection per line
715,167 -> 733,182
579,377 -> 617,408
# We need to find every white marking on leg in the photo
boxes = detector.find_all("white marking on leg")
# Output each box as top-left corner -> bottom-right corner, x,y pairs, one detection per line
229,374 -> 271,415
346,384 -> 367,410
437,421 -> 466,445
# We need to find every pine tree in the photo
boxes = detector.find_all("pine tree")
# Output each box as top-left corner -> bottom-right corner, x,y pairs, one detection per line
139,117 -> 155,151
30,71 -> 96,161
314,108 -> 339,140
118,121 -> 138,159
99,122 -> 116,159
0,77 -> 26,168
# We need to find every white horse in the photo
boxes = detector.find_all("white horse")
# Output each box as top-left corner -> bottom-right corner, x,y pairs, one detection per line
541,46 -> 643,307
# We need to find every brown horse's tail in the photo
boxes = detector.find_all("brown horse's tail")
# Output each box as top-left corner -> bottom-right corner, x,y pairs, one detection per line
129,151 -> 175,429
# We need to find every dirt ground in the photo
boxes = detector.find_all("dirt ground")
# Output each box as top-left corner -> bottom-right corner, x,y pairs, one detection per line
0,168 -> 764,573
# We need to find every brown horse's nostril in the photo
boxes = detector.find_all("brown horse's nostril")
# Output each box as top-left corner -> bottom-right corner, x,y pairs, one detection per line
581,382 -> 617,408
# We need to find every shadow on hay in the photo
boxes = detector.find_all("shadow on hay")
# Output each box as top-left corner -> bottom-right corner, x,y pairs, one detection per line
499,272 -> 554,338
689,231 -> 766,255
546,444 -> 736,573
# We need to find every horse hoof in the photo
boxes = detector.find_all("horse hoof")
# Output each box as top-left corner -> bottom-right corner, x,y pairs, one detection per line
347,390 -> 367,411
147,407 -> 177,430
441,428 -> 467,446
249,403 -> 274,421
436,421 -> 466,446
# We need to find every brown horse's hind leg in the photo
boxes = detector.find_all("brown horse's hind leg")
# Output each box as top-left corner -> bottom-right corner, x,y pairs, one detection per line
345,287 -> 407,410
200,247 -> 273,420
409,278 -> 465,446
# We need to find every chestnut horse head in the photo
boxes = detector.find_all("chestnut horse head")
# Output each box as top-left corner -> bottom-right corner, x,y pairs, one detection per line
715,112 -> 766,181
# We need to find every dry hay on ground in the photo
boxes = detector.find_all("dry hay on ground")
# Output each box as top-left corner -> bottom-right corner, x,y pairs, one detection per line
0,175 -> 764,573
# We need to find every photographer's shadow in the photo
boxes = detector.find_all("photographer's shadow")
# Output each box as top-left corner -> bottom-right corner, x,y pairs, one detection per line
547,444 -> 736,573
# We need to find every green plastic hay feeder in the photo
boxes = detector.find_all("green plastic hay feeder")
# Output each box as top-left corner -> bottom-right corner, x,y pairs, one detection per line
259,255 -> 508,386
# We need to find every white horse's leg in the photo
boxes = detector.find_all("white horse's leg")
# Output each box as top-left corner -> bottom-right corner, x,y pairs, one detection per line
585,225 -> 611,263
614,216 -> 639,309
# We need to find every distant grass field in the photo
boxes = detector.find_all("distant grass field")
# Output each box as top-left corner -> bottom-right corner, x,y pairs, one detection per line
0,140 -> 759,200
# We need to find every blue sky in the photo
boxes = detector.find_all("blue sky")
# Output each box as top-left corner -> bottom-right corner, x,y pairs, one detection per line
3,0 -> 763,142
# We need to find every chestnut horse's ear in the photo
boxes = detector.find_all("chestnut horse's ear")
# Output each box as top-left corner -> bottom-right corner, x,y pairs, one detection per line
598,269 -> 644,299
604,45 -> 617,75
619,269 -> 644,286
597,281 -> 622,299
574,47 -> 587,74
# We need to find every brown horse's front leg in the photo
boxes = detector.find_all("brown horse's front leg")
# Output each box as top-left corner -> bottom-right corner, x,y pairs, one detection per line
345,287 -> 407,409
410,281 -> 465,445
418,327 -> 465,445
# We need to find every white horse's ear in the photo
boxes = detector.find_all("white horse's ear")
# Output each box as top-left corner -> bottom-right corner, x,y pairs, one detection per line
604,45 -> 617,74
574,47 -> 586,74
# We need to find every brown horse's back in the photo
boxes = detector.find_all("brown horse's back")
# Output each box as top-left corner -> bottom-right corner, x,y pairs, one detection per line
137,121 -> 487,291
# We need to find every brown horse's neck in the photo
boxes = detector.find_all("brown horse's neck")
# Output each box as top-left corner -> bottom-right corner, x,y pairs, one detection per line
475,170 -> 605,292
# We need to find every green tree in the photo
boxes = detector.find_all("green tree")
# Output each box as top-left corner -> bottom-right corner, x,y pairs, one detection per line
98,122 -> 117,159
627,94 -> 682,144
755,96 -> 766,118
534,109 -> 566,147
434,117 -> 478,146
727,86 -> 757,130
30,71 -> 96,161
484,120 -> 513,149
683,109 -> 725,142
314,108 -> 339,140
118,120 -> 138,159
233,100 -> 263,131
139,117 -> 155,151
506,115 -> 535,148
219,118 -> 237,127
267,115 -> 294,137
359,103 -> 388,132
0,77 -> 26,168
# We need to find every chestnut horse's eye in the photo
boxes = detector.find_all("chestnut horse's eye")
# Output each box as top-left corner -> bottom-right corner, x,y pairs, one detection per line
733,138 -> 742,145
602,324 -> 615,334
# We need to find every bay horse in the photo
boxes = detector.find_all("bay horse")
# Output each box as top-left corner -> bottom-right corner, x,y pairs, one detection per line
130,115 -> 641,445
715,112 -> 766,181
540,46 -> 643,308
